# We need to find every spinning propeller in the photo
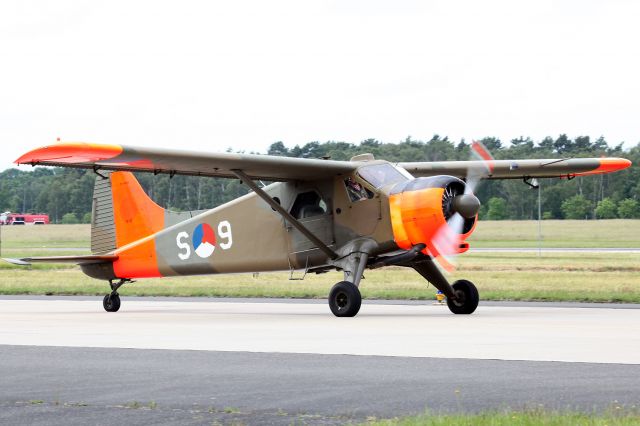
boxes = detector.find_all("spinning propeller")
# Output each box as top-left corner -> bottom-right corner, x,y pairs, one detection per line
431,141 -> 494,272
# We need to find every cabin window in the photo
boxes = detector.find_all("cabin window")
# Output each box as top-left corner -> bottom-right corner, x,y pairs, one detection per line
290,191 -> 327,219
344,177 -> 373,202
358,163 -> 410,188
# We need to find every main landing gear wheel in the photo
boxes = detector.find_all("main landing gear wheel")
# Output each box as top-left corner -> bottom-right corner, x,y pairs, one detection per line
446,279 -> 479,315
329,281 -> 362,317
103,293 -> 121,312
103,278 -> 130,312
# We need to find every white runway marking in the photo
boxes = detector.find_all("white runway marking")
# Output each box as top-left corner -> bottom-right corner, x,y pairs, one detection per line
0,299 -> 638,364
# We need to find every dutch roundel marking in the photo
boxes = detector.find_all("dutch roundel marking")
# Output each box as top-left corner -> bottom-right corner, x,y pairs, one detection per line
193,223 -> 217,258
176,221 -> 232,260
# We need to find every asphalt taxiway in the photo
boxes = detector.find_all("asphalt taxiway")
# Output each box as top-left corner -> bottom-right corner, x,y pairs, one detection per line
0,298 -> 638,425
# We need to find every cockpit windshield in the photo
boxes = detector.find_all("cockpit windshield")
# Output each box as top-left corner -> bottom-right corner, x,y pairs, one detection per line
357,163 -> 411,188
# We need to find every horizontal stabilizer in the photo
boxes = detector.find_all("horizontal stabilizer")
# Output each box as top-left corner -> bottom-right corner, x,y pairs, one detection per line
2,255 -> 118,266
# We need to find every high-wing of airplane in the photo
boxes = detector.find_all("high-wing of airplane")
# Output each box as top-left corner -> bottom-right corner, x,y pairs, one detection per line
5,141 -> 632,317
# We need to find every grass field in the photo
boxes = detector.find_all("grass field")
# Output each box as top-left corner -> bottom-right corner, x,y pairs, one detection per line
470,219 -> 639,248
0,221 -> 638,301
0,224 -> 90,249
365,408 -> 640,426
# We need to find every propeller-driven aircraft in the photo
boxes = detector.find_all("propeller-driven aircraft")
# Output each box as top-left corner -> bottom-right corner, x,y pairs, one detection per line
5,141 -> 631,317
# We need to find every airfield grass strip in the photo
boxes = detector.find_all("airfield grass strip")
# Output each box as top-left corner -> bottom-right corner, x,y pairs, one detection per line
470,219 -> 640,249
1,222 -> 639,302
0,224 -> 89,249
1,259 -> 639,302
365,409 -> 640,426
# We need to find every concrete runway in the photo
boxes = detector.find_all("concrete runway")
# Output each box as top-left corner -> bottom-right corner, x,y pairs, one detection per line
1,298 -> 639,363
1,298 -> 639,424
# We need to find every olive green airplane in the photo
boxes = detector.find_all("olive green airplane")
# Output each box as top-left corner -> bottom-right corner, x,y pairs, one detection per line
5,141 -> 632,317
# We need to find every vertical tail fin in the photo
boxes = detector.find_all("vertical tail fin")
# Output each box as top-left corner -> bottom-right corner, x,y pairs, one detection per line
91,172 -> 117,254
91,171 -> 165,253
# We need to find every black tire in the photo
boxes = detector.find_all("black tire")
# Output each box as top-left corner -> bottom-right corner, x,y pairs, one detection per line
328,281 -> 362,317
103,293 -> 121,312
446,279 -> 479,315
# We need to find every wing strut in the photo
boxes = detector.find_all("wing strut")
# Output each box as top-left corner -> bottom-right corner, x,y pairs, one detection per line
231,170 -> 338,260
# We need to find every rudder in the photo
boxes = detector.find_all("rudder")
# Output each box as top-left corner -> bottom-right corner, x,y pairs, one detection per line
91,172 -> 117,253
91,171 -> 165,254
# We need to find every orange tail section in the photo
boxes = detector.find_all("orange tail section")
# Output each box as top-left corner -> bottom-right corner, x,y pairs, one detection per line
110,172 -> 165,248
91,171 -> 165,278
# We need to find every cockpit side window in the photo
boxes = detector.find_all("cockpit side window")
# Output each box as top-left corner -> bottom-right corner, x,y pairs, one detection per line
344,177 -> 373,202
290,191 -> 328,219
357,163 -> 410,189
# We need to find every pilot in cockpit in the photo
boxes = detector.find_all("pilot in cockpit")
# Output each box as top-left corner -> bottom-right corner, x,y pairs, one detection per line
345,177 -> 370,202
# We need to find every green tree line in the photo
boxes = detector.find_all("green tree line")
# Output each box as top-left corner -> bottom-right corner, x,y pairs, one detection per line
0,135 -> 638,223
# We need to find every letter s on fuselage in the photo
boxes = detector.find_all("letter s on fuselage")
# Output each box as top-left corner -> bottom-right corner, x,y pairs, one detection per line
176,231 -> 190,260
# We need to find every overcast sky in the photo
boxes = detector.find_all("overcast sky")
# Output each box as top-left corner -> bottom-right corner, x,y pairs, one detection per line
1,0 -> 639,171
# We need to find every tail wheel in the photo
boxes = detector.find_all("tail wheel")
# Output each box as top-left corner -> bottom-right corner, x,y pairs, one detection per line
446,279 -> 479,315
328,281 -> 362,317
103,293 -> 121,312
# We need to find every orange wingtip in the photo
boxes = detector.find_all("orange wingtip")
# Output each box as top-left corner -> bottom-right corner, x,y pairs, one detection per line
15,142 -> 123,165
577,158 -> 632,176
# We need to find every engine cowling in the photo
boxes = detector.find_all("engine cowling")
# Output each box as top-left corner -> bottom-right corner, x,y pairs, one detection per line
389,176 -> 478,257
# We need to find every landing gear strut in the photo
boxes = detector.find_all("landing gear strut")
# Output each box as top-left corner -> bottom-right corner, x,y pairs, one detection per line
103,278 -> 130,313
328,244 -> 372,317
412,257 -> 479,315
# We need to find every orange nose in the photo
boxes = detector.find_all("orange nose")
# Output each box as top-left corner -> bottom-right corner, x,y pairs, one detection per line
389,187 -> 446,252
389,185 -> 477,257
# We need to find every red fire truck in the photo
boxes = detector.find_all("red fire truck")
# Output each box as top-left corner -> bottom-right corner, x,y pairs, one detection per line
0,212 -> 50,225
